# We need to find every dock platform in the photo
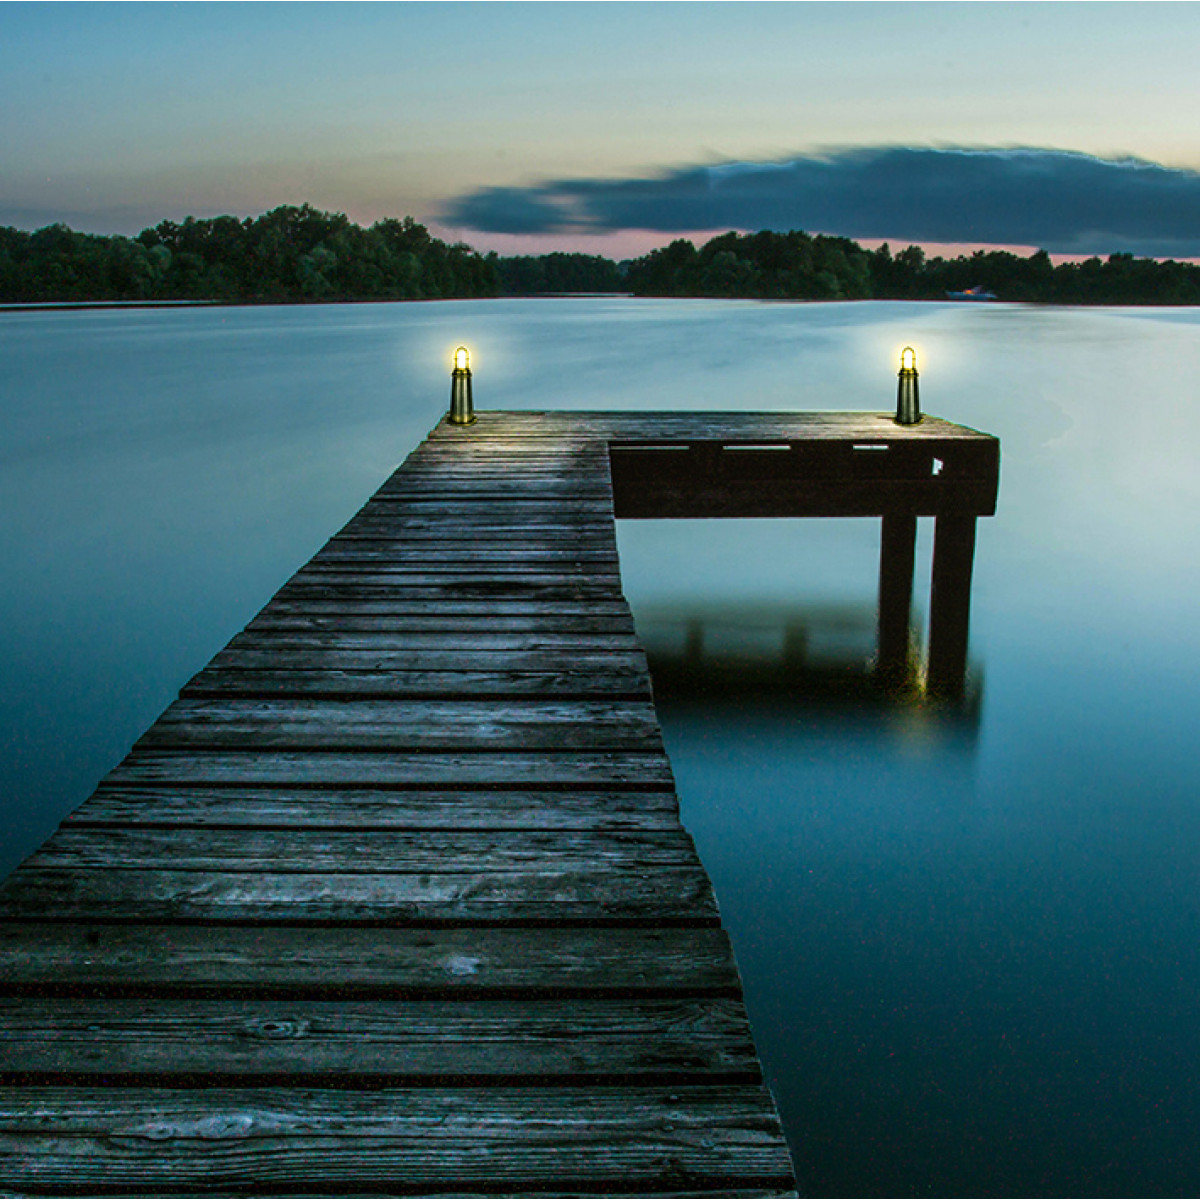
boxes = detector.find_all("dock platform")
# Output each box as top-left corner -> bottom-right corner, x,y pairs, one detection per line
0,410 -> 998,1196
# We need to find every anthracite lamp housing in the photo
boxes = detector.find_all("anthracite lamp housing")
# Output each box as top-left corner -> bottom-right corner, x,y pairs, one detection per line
449,345 -> 475,425
895,346 -> 921,425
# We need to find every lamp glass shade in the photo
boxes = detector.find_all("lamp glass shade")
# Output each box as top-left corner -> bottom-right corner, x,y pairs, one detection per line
454,347 -> 470,372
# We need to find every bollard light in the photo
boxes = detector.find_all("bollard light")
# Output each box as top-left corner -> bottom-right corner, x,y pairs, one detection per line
895,346 -> 921,425
449,345 -> 475,425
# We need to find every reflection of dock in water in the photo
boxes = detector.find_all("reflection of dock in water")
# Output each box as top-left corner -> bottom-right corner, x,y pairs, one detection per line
636,601 -> 984,734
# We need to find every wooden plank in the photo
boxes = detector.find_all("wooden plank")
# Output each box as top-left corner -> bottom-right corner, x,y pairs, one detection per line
230,633 -> 648,652
318,531 -> 619,545
64,787 -> 682,831
378,471 -> 611,483
249,599 -> 637,618
0,923 -> 740,993
100,749 -> 674,789
181,667 -> 652,699
358,496 -> 615,512
135,697 -> 663,752
0,996 -> 759,1082
291,567 -> 625,584
533,408 -> 994,440
245,612 -> 637,634
0,1085 -> 795,1193
374,485 -> 615,500
612,475 -> 999,518
201,647 -> 647,674
335,514 -> 619,532
270,579 -> 626,600
322,537 -> 620,553
0,864 -> 718,924
23,828 -> 703,875
223,632 -> 644,654
310,547 -> 621,565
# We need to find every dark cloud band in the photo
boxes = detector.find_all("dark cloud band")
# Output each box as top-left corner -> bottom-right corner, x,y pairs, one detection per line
443,147 -> 1200,258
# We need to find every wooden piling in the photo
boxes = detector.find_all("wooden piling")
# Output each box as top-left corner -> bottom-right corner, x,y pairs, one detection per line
927,512 -> 980,698
877,510 -> 919,685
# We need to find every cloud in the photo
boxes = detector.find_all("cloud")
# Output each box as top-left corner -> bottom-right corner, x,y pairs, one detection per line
443,147 -> 1200,258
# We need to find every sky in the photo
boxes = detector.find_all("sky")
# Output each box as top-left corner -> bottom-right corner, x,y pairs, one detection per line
4,1 -> 1200,258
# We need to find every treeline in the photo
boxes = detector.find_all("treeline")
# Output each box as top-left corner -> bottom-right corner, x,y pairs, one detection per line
4,205 -> 1200,305
496,252 -> 626,295
628,231 -> 873,299
0,206 -> 632,305
0,206 -> 499,303
627,230 -> 1200,304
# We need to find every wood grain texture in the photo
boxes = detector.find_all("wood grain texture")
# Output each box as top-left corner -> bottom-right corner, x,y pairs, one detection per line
23,827 -> 703,874
0,864 -> 719,924
222,632 -> 644,653
181,667 -> 653,699
64,787 -> 682,831
99,749 -> 675,789
0,996 -> 759,1081
0,1085 -> 795,1193
134,697 -> 665,752
0,923 -> 740,993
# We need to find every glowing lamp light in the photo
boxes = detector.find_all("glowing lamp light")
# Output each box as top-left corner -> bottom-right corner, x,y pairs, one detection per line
449,345 -> 475,425
895,345 -> 921,425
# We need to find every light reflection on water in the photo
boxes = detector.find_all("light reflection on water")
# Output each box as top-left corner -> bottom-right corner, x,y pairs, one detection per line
2,298 -> 1199,1196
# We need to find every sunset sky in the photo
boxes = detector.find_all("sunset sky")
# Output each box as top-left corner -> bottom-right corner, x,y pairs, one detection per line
4,1 -> 1200,257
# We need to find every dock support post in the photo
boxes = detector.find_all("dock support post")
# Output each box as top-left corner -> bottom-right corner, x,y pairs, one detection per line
877,511 -> 917,686
927,513 -> 977,698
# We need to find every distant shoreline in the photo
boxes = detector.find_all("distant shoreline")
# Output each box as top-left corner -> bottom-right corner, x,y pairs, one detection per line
0,300 -> 220,312
4,295 -> 1198,314
7,206 -> 1200,307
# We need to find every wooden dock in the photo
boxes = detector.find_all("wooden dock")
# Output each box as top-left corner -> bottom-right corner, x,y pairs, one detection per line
0,409 -> 998,1196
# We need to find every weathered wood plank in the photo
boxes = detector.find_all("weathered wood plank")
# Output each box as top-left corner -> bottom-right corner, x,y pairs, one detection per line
250,599 -> 636,618
475,408 -> 990,439
64,787 -> 682,831
100,749 -> 674,789
245,611 -> 637,634
201,647 -> 648,674
291,567 -> 625,585
321,540 -> 621,558
309,549 -> 622,567
0,864 -> 718,923
0,1085 -> 795,1193
0,923 -> 740,993
181,667 -> 653,699
352,496 -> 614,516
135,698 -> 663,752
270,578 -> 626,601
335,514 -> 619,532
23,828 -> 702,874
223,632 -> 643,654
0,996 -> 759,1081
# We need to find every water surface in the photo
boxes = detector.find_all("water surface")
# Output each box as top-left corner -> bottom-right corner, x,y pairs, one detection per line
2,298 -> 1198,1196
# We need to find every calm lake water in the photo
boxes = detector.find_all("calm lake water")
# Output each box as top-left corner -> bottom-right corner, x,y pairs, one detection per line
3,298 -> 1199,1196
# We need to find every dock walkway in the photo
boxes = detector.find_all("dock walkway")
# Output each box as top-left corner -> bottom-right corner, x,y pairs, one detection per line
0,410 -> 998,1196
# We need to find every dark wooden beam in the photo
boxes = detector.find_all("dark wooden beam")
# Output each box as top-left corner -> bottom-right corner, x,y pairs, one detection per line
927,513 -> 979,698
877,511 -> 918,686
